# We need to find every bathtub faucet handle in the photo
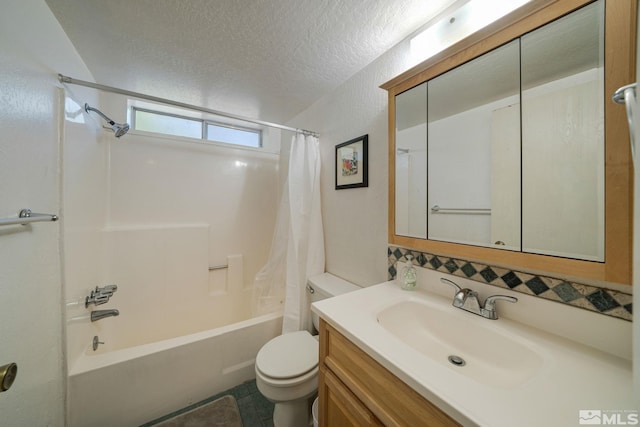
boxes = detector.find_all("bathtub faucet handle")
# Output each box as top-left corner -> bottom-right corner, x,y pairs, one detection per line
85,290 -> 108,307
85,285 -> 118,308
97,284 -> 118,296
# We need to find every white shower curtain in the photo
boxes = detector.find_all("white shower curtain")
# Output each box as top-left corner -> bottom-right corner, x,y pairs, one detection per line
253,133 -> 325,333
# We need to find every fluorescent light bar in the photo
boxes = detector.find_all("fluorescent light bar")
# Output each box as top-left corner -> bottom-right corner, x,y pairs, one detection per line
410,0 -> 531,65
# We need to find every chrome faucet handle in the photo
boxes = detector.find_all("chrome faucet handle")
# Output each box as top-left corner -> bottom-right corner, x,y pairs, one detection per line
101,284 -> 118,293
440,277 -> 462,293
96,284 -> 118,296
93,293 -> 110,304
482,294 -> 518,319
456,288 -> 481,311
440,278 -> 478,310
85,291 -> 110,307
484,294 -> 518,310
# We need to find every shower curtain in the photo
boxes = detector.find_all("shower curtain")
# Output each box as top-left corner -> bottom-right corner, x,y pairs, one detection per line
253,133 -> 325,333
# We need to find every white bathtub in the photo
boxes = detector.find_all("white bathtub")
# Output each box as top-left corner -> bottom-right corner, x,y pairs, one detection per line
64,225 -> 284,426
67,311 -> 282,427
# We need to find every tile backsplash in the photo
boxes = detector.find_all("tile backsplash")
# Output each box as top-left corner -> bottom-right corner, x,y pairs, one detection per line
388,246 -> 632,321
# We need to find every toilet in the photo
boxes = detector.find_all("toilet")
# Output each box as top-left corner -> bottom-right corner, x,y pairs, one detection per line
255,273 -> 359,427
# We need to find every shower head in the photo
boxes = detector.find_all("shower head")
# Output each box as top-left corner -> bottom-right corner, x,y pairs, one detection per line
111,122 -> 130,138
84,103 -> 130,138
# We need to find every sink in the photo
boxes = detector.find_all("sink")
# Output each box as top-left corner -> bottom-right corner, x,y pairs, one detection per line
377,299 -> 544,389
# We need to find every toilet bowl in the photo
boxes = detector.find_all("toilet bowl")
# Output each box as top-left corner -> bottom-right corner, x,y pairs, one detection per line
255,273 -> 359,427
255,331 -> 319,426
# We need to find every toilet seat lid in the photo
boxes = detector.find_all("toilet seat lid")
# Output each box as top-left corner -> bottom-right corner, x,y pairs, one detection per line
256,331 -> 319,379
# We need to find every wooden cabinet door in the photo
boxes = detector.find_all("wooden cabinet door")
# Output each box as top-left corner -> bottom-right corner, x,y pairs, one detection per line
319,366 -> 383,427
319,320 -> 461,427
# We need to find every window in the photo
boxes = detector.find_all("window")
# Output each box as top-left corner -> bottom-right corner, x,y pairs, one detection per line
132,107 -> 262,148
134,108 -> 201,139
206,123 -> 260,148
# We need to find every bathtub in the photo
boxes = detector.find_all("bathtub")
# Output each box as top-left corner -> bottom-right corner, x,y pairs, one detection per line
67,311 -> 282,427
64,224 -> 284,426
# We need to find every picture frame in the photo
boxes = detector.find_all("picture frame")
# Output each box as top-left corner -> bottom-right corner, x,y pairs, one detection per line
335,134 -> 368,190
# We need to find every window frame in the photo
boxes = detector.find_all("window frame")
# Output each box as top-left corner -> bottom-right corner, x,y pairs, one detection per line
131,106 -> 263,148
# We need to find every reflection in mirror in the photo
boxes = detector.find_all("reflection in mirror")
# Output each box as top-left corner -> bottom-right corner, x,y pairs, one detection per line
427,40 -> 520,250
395,82 -> 427,238
521,0 -> 604,261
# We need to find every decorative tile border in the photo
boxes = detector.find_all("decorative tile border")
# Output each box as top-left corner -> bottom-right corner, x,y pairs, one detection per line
388,246 -> 632,322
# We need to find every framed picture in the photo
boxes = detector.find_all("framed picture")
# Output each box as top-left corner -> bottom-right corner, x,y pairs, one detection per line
335,134 -> 368,190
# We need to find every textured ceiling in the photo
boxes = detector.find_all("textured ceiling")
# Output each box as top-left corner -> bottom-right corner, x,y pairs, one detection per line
46,0 -> 459,124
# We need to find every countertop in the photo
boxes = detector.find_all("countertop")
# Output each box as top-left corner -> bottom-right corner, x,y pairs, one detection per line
312,280 -> 636,427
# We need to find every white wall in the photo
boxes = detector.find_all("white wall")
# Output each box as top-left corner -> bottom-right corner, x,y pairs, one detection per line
62,91 -> 104,374
288,40 -> 416,286
0,1 -> 95,425
105,122 -> 279,278
63,91 -> 282,370
288,36 -> 520,285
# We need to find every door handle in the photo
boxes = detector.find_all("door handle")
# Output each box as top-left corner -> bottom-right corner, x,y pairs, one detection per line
0,363 -> 17,392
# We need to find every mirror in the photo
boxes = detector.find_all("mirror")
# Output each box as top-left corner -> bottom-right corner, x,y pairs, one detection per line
393,0 -> 605,261
395,82 -> 427,238
521,0 -> 605,261
427,40 -> 520,250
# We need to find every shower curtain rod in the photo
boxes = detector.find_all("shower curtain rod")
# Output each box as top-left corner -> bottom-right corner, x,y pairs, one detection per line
57,74 -> 319,138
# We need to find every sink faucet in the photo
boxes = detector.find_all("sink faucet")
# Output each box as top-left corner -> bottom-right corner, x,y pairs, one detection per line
440,278 -> 517,320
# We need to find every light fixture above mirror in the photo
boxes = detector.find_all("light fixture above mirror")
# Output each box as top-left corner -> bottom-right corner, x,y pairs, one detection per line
409,0 -> 532,66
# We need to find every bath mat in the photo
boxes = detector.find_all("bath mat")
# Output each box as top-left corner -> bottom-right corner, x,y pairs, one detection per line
154,395 -> 243,427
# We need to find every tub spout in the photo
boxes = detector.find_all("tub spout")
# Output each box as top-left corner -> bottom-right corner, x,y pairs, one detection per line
91,309 -> 120,322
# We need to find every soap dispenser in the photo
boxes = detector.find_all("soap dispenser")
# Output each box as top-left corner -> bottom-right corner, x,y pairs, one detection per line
400,254 -> 417,291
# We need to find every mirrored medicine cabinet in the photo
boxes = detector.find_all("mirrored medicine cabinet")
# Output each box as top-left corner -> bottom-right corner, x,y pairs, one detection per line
383,0 -> 634,285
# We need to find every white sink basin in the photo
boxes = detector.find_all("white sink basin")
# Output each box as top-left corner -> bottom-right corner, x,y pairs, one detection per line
377,299 -> 544,389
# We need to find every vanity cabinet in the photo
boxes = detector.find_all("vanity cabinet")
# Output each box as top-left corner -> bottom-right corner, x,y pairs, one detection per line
318,319 -> 460,427
319,368 -> 382,426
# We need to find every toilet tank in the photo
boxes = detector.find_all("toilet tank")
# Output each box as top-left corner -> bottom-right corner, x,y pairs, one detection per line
308,273 -> 360,331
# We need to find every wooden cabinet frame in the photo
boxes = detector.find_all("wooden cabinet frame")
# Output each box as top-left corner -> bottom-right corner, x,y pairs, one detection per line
382,0 -> 636,285
318,320 -> 460,426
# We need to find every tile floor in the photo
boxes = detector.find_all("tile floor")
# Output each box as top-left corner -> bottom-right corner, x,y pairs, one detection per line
141,379 -> 275,427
